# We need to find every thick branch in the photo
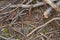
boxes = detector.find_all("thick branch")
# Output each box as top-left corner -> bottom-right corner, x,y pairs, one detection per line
44,0 -> 60,11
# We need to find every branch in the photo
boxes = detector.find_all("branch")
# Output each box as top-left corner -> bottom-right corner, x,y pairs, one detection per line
0,36 -> 7,40
10,2 -> 44,8
43,7 -> 52,18
44,1 -> 60,18
27,17 -> 60,37
0,3 -> 11,12
44,0 -> 60,11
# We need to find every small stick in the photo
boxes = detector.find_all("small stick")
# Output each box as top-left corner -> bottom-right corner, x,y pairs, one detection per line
12,27 -> 26,37
29,5 -> 33,21
0,7 -> 18,15
0,3 -> 11,12
8,0 -> 33,25
55,20 -> 60,27
40,33 -> 48,38
0,36 -> 7,40
26,0 -> 33,4
10,9 -> 26,26
10,2 -> 44,8
41,37 -> 45,40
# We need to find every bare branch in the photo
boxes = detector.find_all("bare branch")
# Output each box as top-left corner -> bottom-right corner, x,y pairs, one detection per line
0,3 -> 11,12
44,1 -> 60,18
10,2 -> 44,8
0,7 -> 18,15
44,0 -> 60,11
27,17 -> 60,37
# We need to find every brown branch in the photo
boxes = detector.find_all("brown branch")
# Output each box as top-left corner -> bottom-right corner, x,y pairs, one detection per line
10,2 -> 44,8
27,17 -> 60,37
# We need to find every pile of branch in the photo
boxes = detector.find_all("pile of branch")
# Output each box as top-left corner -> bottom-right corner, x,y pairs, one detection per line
0,0 -> 60,40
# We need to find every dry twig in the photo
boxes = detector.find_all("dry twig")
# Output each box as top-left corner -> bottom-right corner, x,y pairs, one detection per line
0,3 -> 11,12
10,2 -> 44,8
27,17 -> 60,37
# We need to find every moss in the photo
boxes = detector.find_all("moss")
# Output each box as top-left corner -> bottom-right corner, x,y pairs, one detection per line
28,25 -> 33,29
1,28 -> 8,33
16,35 -> 22,40
1,28 -> 8,36
41,29 -> 46,34
1,33 -> 12,37
31,0 -> 36,4
1,33 -> 7,37
1,28 -> 12,37
51,26 -> 57,31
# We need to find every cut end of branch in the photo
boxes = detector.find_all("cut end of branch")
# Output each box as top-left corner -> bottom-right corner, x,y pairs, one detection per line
44,13 -> 48,18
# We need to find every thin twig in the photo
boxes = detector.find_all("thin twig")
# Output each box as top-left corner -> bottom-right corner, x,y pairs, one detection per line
7,35 -> 17,40
12,27 -> 26,37
32,30 -> 60,40
47,34 -> 53,40
0,3 -> 11,12
10,9 -> 26,26
41,37 -> 45,40
0,7 -> 18,15
55,20 -> 60,27
29,5 -> 33,21
45,30 -> 60,35
10,2 -> 44,8
0,35 -> 7,40
40,33 -> 48,38
27,17 -> 60,37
